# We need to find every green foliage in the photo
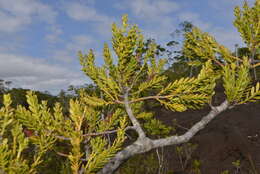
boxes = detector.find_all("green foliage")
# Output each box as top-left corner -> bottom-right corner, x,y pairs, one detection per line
175,143 -> 198,171
115,152 -> 159,174
234,0 -> 260,54
181,0 -> 260,105
85,117 -> 126,173
79,15 -> 167,103
79,15 -> 219,115
0,94 -> 41,174
0,88 -> 59,109
183,27 -> 236,67
222,58 -> 260,104
220,170 -> 230,174
157,60 -> 218,111
0,91 -> 127,173
143,119 -> 172,136
191,159 -> 201,174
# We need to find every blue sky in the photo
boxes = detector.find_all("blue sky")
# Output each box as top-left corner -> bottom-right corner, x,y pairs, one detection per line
0,0 -> 255,94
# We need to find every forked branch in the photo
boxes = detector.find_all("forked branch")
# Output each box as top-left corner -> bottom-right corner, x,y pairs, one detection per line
98,100 -> 229,174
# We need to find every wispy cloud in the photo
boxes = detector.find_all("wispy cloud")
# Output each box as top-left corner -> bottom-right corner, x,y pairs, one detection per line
45,25 -> 63,44
52,34 -> 98,63
115,0 -> 179,21
63,1 -> 114,37
64,2 -> 106,22
210,27 -> 245,49
114,0 -> 181,42
0,0 -> 57,33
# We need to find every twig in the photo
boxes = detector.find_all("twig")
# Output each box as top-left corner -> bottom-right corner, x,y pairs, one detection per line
55,126 -> 135,140
82,126 -> 134,137
174,123 -> 189,131
55,151 -> 87,162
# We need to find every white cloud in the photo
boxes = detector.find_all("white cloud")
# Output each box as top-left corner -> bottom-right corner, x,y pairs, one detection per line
52,34 -> 97,63
0,53 -> 89,94
116,0 -> 179,21
114,0 -> 245,50
140,16 -> 175,42
0,0 -> 57,33
45,25 -> 63,44
177,10 -> 244,50
68,35 -> 96,51
64,2 -> 113,23
176,10 -> 242,50
209,0 -> 255,10
210,27 -> 245,50
0,11 -> 29,33
208,0 -> 256,22
0,34 -> 25,53
65,2 -> 100,21
63,2 -> 114,37
114,0 -> 181,42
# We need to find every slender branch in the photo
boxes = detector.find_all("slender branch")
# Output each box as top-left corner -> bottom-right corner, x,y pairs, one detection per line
114,99 -> 123,104
252,62 -> 260,68
82,126 -> 134,137
56,151 -> 69,157
55,151 -> 87,162
152,100 -> 229,147
130,90 -> 204,103
55,126 -> 134,141
55,135 -> 71,141
130,94 -> 175,103
212,58 -> 225,67
230,55 -> 243,63
124,89 -> 146,139
173,122 -> 189,131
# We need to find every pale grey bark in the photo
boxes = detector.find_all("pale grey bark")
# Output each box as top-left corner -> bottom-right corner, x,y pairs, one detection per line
98,100 -> 229,174
152,100 -> 229,147
123,90 -> 146,139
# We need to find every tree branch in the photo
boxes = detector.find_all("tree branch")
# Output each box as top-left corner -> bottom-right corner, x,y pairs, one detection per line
123,90 -> 146,139
129,95 -> 174,103
98,100 -> 229,174
152,100 -> 229,147
55,151 -> 87,162
82,126 -> 134,137
55,126 -> 135,141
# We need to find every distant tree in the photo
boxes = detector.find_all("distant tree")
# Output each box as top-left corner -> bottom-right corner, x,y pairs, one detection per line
166,21 -> 194,63
0,79 -> 11,94
236,47 -> 251,58
0,87 -> 58,108
162,21 -> 204,81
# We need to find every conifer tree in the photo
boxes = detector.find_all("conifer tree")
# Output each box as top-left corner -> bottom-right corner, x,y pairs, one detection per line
0,0 -> 259,174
